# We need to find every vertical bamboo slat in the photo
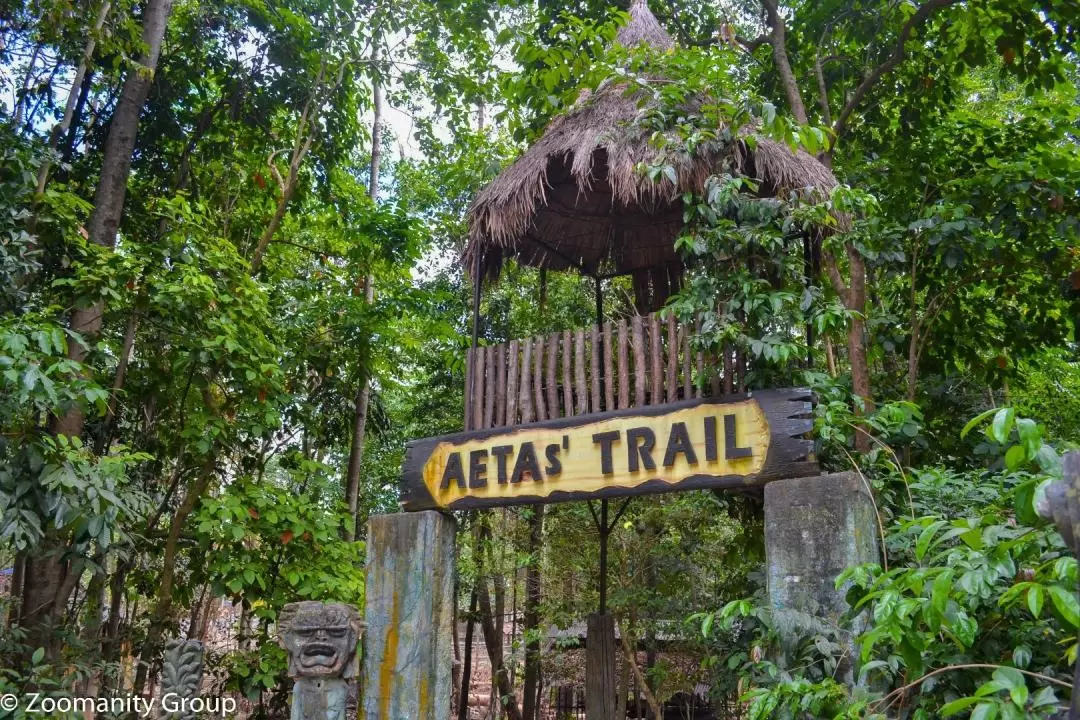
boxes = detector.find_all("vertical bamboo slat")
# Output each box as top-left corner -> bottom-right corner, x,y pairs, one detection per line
464,347 -> 473,430
590,325 -> 601,413
665,313 -> 677,403
562,330 -> 573,417
533,336 -> 546,421
520,339 -> 534,423
711,357 -> 722,396
723,343 -> 734,395
694,315 -> 704,399
650,313 -> 662,405
545,334 -> 559,420
472,345 -> 486,431
494,344 -> 506,426
483,345 -> 496,429
680,325 -> 692,400
739,348 -> 749,394
617,319 -> 629,410
575,328 -> 587,415
506,340 -> 520,426
632,315 -> 646,407
603,321 -> 615,412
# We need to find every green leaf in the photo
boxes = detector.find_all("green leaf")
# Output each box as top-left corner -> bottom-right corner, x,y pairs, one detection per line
989,408 -> 1015,444
1026,585 -> 1044,618
916,520 -> 947,562
1031,686 -> 1058,708
940,697 -> 980,716
1048,585 -> 1080,628
931,569 -> 954,614
992,666 -> 1024,691
970,703 -> 998,720
31,647 -> 44,664
961,408 -> 999,439
1004,444 -> 1026,470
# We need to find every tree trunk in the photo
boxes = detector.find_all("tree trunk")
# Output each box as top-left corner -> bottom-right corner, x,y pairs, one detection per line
459,586 -> 478,720
616,647 -> 628,720
35,0 -> 111,194
618,626 -> 662,720
522,506 -> 543,720
54,0 -> 173,438
478,572 -> 523,720
17,540 -> 67,657
343,54 -> 382,539
133,454 -> 215,695
846,246 -> 873,450
761,0 -> 808,124
24,0 -> 174,661
760,0 -> 874,447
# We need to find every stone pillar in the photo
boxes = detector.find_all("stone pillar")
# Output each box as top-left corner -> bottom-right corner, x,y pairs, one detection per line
362,511 -> 455,720
764,472 -> 879,682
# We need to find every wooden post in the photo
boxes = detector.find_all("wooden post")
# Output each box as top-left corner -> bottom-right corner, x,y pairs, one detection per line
494,344 -> 506,427
585,614 -> 616,720
631,316 -> 646,408
616,319 -> 629,411
562,330 -> 573,417
575,329 -> 587,415
546,334 -> 559,420
649,313 -> 662,405
506,340 -> 520,426
362,512 -> 455,720
603,322 -> 615,412
520,340 -> 534,424
533,336 -> 546,422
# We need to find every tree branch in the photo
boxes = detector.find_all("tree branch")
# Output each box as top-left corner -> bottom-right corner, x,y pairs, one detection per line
813,53 -> 833,126
761,0 -> 808,123
831,0 -> 961,141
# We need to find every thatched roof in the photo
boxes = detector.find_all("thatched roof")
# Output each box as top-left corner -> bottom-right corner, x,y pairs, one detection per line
464,0 -> 838,309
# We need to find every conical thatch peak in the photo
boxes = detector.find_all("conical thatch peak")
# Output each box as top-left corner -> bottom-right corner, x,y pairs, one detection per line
615,0 -> 674,51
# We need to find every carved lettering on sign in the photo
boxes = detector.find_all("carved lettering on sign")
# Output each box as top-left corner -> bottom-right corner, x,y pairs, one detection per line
402,391 -> 815,511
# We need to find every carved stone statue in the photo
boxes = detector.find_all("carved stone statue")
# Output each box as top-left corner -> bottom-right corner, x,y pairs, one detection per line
160,639 -> 204,720
277,601 -> 364,720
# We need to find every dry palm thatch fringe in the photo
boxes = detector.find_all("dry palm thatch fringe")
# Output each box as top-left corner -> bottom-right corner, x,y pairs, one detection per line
464,0 -> 840,287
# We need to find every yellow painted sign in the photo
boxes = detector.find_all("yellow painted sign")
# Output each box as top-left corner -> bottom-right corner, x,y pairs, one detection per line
407,399 -> 770,510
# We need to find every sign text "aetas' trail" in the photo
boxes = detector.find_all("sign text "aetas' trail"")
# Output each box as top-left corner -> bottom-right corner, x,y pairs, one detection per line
400,391 -> 815,511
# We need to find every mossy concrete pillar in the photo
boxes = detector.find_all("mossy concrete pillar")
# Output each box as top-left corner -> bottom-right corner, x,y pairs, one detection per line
362,511 -> 455,720
764,472 -> 878,682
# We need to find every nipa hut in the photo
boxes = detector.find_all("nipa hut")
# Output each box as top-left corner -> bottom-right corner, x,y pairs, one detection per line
464,0 -> 837,316
458,0 -> 835,436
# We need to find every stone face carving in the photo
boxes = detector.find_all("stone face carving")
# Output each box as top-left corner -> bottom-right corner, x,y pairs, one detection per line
278,601 -> 364,679
277,601 -> 364,720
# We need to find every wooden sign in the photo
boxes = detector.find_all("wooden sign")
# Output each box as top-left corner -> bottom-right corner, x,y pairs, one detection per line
400,389 -> 816,511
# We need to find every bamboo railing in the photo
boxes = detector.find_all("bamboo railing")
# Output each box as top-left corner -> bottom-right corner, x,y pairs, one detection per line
464,312 -> 746,431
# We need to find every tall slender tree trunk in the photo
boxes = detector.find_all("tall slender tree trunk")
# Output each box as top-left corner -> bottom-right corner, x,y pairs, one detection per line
343,51 -> 382,540
20,0 -> 175,660
761,0 -> 873,447
521,506 -> 543,720
35,0 -> 111,194
459,586 -> 478,720
133,454 -> 216,694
